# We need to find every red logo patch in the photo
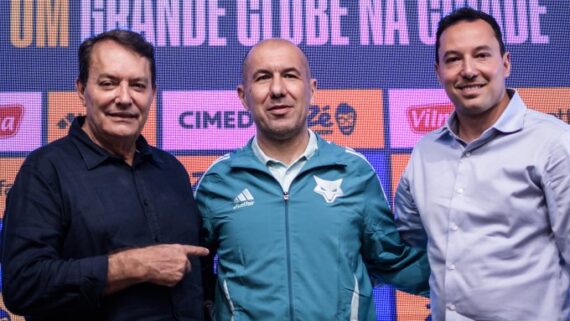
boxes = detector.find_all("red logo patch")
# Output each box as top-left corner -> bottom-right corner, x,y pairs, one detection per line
0,104 -> 24,138
407,103 -> 453,133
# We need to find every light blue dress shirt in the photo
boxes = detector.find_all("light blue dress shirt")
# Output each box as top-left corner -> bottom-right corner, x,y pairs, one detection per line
252,129 -> 318,193
395,90 -> 570,321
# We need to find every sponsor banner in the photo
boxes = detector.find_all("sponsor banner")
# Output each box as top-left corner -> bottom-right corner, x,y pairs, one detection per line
0,158 -> 25,219
0,93 -> 42,152
396,290 -> 431,321
312,90 -> 384,149
518,87 -> 570,125
162,91 -> 255,151
389,89 -> 452,148
47,92 -> 157,145
360,151 -> 391,203
177,155 -> 225,190
390,153 -> 411,204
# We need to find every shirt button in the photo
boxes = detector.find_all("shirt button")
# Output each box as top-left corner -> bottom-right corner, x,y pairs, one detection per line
143,200 -> 149,206
450,223 -> 459,231
446,303 -> 456,311
456,187 -> 464,194
465,152 -> 471,157
448,264 -> 456,270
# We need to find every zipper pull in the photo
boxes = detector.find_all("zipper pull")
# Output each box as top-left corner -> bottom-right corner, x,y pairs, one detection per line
283,192 -> 289,201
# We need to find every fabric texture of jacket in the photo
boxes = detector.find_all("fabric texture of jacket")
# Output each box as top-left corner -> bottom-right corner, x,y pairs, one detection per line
195,134 -> 429,321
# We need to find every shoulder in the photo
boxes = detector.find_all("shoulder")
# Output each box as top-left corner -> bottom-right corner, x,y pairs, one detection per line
524,109 -> 570,135
318,138 -> 375,174
194,153 -> 233,192
22,136 -> 76,172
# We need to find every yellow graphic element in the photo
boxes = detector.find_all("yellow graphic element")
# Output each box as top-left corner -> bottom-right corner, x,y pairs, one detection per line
177,156 -> 223,188
396,290 -> 431,321
47,92 -> 157,146
0,158 -> 25,219
10,0 -> 69,48
312,90 -> 384,149
518,87 -> 570,125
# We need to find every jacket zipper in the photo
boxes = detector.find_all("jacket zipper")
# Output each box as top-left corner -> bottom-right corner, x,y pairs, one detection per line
284,191 -> 295,321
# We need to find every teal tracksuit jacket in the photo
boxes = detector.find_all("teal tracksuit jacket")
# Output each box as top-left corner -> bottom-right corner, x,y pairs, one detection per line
195,135 -> 429,321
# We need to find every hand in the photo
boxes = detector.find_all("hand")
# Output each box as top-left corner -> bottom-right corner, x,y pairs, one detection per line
106,244 -> 209,293
134,244 -> 209,287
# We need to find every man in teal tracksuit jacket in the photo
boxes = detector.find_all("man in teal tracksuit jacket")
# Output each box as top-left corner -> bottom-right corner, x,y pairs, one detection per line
195,39 -> 429,321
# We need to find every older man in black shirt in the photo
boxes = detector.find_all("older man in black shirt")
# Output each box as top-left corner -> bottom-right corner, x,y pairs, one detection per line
1,30 -> 208,321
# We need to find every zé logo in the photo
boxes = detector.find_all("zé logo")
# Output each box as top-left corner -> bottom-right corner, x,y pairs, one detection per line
311,90 -> 383,149
335,103 -> 357,135
308,103 -> 357,136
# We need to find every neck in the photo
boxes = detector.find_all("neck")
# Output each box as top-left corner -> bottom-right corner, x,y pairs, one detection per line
82,124 -> 137,166
456,93 -> 511,143
257,130 -> 310,165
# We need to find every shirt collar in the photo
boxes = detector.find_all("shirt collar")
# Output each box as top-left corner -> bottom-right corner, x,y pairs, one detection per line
252,129 -> 318,167
69,116 -> 157,170
436,89 -> 526,140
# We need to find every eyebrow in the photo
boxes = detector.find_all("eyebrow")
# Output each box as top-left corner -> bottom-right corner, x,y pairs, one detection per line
442,45 -> 494,57
251,67 -> 302,78
97,73 -> 150,83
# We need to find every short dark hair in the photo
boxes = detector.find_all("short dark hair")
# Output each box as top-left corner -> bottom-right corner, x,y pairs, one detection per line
78,29 -> 156,87
435,7 -> 506,62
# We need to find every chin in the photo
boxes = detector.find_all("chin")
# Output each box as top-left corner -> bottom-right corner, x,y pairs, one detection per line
105,130 -> 140,140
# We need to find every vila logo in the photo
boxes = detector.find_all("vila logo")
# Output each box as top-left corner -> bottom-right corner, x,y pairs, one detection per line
0,104 -> 24,138
407,103 -> 453,134
233,188 -> 255,210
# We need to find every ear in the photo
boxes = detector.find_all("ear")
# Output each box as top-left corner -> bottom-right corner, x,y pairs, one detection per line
434,62 -> 442,84
309,79 -> 317,105
503,52 -> 512,78
76,79 -> 87,107
237,84 -> 250,111
151,86 -> 157,103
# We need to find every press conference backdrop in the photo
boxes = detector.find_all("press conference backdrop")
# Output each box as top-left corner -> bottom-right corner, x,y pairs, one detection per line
1,0 -> 569,320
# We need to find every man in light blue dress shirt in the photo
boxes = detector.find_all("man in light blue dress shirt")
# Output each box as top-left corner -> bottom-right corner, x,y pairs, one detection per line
395,7 -> 570,321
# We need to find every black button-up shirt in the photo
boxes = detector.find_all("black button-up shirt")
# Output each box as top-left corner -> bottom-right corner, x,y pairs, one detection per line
1,117 -> 203,321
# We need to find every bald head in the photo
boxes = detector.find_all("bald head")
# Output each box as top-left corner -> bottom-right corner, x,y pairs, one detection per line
241,39 -> 312,85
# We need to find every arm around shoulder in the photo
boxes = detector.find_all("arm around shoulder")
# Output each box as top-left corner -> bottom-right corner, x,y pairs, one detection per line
360,168 -> 430,296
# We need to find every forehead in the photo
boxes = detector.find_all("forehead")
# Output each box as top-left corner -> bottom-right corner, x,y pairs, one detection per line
89,40 -> 152,76
439,19 -> 500,52
244,41 -> 308,74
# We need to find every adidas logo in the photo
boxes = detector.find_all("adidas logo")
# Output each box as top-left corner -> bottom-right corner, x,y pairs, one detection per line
233,188 -> 255,210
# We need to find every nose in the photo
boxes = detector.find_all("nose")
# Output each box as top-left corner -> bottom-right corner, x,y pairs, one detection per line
115,82 -> 133,107
461,57 -> 478,80
269,75 -> 286,98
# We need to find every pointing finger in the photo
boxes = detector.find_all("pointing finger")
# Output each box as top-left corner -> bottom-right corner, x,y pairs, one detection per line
183,245 -> 209,257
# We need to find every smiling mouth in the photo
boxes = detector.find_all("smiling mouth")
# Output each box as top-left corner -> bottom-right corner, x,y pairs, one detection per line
267,105 -> 293,115
107,112 -> 138,120
268,105 -> 291,110
458,84 -> 484,90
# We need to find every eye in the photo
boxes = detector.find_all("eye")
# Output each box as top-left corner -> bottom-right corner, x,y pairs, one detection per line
445,56 -> 460,64
284,73 -> 299,79
99,80 -> 114,88
254,74 -> 271,82
476,52 -> 491,59
132,83 -> 147,90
